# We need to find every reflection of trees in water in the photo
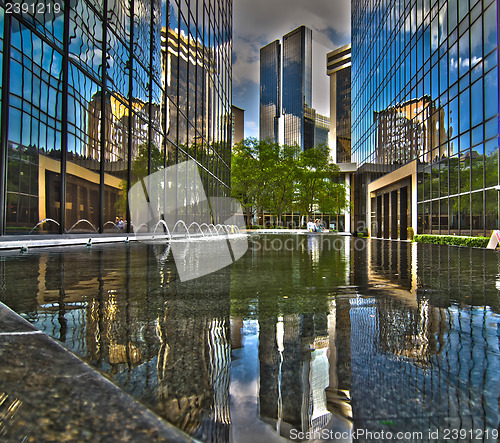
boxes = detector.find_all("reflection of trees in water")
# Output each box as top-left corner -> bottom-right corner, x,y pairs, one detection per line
2,236 -> 499,438
349,239 -> 500,432
230,235 -> 350,319
155,273 -> 231,442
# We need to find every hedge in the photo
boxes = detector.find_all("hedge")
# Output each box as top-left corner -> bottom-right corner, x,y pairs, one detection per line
413,234 -> 490,248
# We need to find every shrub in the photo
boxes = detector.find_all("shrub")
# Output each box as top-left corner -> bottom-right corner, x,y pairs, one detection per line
413,234 -> 490,248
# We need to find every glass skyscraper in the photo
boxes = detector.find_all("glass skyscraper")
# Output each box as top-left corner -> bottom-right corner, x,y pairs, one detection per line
282,25 -> 313,150
351,0 -> 500,238
260,40 -> 281,144
327,44 -> 352,164
259,26 -> 324,151
0,0 -> 232,236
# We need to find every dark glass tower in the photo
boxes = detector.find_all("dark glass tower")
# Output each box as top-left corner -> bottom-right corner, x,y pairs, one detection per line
0,0 -> 232,236
260,40 -> 281,144
282,26 -> 313,150
352,0 -> 500,237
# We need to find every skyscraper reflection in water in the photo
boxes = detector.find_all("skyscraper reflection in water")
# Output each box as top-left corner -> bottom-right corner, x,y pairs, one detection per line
0,236 -> 499,440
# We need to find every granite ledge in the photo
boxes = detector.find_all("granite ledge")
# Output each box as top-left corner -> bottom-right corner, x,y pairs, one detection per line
0,302 -> 195,442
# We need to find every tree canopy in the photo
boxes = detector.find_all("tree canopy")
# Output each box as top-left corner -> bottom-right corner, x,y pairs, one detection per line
231,138 -> 350,226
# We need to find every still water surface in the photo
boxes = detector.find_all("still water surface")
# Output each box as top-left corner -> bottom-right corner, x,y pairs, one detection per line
1,234 -> 499,442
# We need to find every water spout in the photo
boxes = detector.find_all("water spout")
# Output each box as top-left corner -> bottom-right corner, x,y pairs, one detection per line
103,221 -> 118,229
208,224 -> 217,236
132,222 -> 149,233
67,219 -> 98,233
172,220 -> 190,238
188,222 -> 204,237
200,223 -> 214,236
152,220 -> 171,239
29,218 -> 61,234
215,224 -> 228,235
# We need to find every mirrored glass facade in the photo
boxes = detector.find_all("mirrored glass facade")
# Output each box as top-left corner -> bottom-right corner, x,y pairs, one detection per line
283,25 -> 312,150
260,40 -> 280,144
352,0 -> 500,236
0,0 -> 232,236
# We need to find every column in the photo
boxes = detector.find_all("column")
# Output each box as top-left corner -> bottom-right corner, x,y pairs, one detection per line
383,193 -> 390,239
400,186 -> 408,240
391,190 -> 398,239
345,173 -> 351,233
376,195 -> 382,238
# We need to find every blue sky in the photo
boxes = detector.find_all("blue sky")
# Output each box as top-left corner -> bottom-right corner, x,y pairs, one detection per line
232,0 -> 351,139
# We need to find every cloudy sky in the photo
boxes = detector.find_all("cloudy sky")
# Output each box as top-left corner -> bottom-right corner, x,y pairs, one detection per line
232,0 -> 351,139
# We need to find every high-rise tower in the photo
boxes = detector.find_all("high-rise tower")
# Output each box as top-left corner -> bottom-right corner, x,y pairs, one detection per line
260,40 -> 281,144
282,26 -> 313,150
260,26 -> 318,150
351,0 -> 500,238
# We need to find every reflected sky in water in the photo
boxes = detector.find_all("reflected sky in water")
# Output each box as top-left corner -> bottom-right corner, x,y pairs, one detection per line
0,234 -> 499,442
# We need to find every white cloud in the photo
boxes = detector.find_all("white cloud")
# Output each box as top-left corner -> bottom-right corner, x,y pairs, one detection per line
233,0 -> 350,86
233,0 -> 351,134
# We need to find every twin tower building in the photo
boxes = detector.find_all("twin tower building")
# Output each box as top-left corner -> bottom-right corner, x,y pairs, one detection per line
259,26 -> 353,232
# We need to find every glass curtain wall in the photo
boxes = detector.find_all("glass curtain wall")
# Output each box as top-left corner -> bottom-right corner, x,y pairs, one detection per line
0,0 -> 232,236
259,40 -> 281,144
351,0 -> 499,236
282,25 -> 312,151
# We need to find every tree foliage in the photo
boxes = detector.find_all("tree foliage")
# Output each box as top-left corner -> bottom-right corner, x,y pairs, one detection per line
231,138 -> 349,225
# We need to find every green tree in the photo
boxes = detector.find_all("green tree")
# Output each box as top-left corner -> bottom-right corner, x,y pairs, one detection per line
231,138 -> 261,225
259,141 -> 300,225
318,170 -> 350,228
295,144 -> 342,218
231,138 -> 348,228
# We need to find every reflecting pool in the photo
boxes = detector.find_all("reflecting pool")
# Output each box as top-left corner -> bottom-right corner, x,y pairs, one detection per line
1,235 -> 499,442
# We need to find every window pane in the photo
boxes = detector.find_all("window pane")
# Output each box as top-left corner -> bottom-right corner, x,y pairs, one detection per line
485,189 -> 498,231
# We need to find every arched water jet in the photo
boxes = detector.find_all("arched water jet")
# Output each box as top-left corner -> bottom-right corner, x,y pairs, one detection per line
200,223 -> 214,236
153,220 -> 171,239
67,219 -> 98,233
132,222 -> 149,233
172,220 -> 190,238
208,224 -> 217,235
103,221 -> 117,229
215,224 -> 228,235
29,218 -> 61,234
188,222 -> 204,237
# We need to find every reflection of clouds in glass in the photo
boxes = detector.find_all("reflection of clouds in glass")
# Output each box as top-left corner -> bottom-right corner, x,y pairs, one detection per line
92,48 -> 103,67
458,56 -> 483,71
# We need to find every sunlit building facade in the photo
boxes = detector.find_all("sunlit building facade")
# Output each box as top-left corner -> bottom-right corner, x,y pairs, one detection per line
231,105 -> 244,146
283,26 -> 313,150
327,44 -> 355,232
0,0 -> 232,236
314,113 -> 330,147
260,26 -> 326,151
352,0 -> 500,238
327,44 -> 352,164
